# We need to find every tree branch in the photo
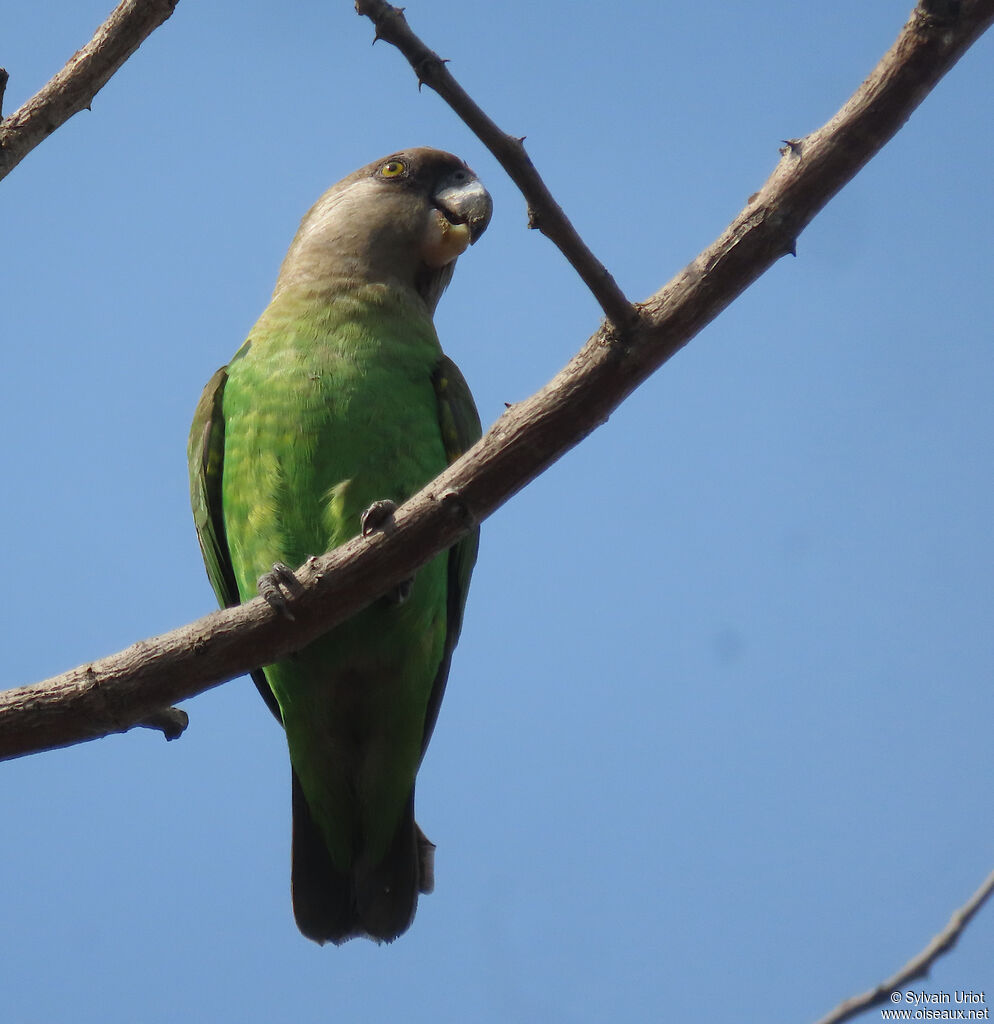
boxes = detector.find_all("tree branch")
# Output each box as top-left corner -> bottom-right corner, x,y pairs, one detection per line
0,1 -> 991,763
813,865 -> 994,1024
0,0 -> 179,183
354,0 -> 637,331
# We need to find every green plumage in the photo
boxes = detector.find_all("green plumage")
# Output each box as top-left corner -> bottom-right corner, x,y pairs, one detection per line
188,149 -> 490,944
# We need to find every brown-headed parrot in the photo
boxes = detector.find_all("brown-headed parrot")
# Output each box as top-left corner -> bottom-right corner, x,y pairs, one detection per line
188,148 -> 491,944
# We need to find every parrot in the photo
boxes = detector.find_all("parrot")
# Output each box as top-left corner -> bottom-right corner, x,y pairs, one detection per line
187,148 -> 491,944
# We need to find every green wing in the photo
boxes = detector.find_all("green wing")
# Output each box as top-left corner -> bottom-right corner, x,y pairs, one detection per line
421,355 -> 482,756
188,366 -> 238,608
188,365 -> 282,720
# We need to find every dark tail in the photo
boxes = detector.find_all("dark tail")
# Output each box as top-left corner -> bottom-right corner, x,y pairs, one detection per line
289,771 -> 433,945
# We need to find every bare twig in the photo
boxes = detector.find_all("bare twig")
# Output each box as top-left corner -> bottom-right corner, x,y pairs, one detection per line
0,0 -> 179,183
813,866 -> 994,1024
0,2 -> 992,762
136,706 -> 190,741
0,68 -> 9,120
354,0 -> 637,331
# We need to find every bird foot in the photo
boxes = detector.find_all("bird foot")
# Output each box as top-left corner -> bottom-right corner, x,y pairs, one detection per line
360,498 -> 397,536
258,561 -> 302,620
360,499 -> 413,603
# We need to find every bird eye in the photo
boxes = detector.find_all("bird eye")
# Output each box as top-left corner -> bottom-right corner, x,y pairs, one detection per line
379,160 -> 406,178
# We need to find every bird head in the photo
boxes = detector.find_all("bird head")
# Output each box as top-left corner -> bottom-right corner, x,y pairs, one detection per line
274,148 -> 492,313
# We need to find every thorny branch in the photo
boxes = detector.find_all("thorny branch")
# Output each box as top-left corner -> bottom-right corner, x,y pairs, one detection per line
354,0 -> 636,331
0,0 -> 178,182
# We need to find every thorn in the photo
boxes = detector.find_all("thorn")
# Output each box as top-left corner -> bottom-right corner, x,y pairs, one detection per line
413,52 -> 446,90
780,138 -> 803,157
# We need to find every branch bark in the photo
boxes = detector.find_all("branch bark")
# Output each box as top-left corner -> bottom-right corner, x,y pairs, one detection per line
813,866 -> 994,1024
0,0 -> 179,183
0,0 -> 991,766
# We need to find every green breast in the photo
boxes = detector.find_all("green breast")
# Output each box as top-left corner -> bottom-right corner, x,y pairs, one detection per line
222,283 -> 447,581
220,282 -> 452,866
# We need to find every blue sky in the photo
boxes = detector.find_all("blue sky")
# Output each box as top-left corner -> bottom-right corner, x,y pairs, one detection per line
3,1 -> 993,1020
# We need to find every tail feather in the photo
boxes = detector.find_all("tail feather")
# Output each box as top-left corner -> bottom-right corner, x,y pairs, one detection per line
290,770 -> 358,945
353,789 -> 420,942
416,824 -> 436,894
289,773 -> 433,945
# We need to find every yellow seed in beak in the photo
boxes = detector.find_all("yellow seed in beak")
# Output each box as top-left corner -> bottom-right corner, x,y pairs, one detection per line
422,209 -> 472,268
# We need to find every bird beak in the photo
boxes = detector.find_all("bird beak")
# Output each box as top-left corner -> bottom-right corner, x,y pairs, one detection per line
422,173 -> 493,269
432,175 -> 493,245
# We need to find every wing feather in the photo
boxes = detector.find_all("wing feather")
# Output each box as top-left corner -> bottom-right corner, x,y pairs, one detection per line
188,365 -> 282,721
420,356 -> 482,756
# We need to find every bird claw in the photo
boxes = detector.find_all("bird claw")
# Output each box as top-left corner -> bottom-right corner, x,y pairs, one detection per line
360,498 -> 398,536
258,561 -> 302,620
360,500 -> 412,602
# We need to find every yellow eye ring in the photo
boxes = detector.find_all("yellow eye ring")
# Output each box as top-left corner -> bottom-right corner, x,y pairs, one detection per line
379,160 -> 406,178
